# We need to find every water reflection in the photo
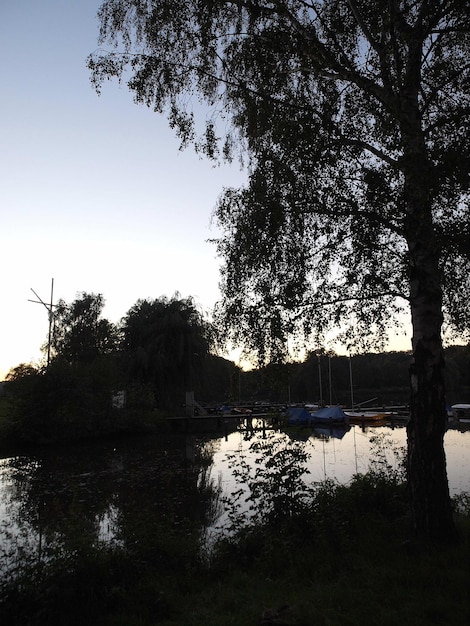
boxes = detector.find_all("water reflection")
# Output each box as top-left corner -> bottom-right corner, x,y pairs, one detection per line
212,419 -> 470,500
0,434 -> 223,578
1,421 -> 468,579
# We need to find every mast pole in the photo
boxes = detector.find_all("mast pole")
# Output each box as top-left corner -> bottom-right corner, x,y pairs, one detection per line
46,278 -> 54,367
317,355 -> 323,406
349,355 -> 354,409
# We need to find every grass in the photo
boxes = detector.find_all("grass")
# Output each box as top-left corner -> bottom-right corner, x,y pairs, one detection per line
1,470 -> 469,626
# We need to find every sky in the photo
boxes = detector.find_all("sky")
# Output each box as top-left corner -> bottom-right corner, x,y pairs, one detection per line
0,1 -> 414,381
0,0 -> 250,380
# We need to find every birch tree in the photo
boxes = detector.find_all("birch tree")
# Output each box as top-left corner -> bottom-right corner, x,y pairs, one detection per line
89,0 -> 470,541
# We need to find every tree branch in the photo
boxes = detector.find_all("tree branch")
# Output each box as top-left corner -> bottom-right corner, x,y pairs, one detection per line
421,61 -> 470,115
300,289 -> 410,309
339,135 -> 400,168
346,0 -> 381,53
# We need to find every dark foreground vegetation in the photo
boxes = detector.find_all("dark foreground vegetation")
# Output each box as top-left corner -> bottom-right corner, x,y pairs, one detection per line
1,432 -> 469,626
1,291 -> 468,616
0,473 -> 468,625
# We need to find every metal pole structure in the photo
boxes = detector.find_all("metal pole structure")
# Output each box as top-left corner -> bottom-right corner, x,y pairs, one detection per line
317,354 -> 323,406
47,278 -> 54,366
329,355 -> 332,406
349,355 -> 355,409
28,278 -> 55,368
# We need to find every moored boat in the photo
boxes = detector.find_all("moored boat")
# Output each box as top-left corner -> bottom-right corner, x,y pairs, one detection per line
345,410 -> 391,422
310,406 -> 349,425
451,404 -> 470,422
285,407 -> 314,426
285,405 -> 349,426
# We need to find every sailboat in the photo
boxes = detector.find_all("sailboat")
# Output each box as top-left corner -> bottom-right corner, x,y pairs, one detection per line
343,356 -> 393,422
310,405 -> 350,425
344,408 -> 391,422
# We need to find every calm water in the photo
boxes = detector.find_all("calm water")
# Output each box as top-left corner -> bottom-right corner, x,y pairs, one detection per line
0,433 -> 215,576
1,421 -> 469,575
212,420 -> 470,496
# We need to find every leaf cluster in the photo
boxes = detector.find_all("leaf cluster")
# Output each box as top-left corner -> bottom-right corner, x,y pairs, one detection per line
89,1 -> 470,362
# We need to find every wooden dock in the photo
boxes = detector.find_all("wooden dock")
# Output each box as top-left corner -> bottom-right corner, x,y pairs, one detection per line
166,413 -> 278,433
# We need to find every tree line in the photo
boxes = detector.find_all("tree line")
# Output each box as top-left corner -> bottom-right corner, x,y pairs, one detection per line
3,292 -> 236,443
238,346 -> 470,408
4,291 -> 469,445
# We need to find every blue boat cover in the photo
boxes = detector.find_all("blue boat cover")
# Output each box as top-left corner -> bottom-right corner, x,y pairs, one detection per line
218,404 -> 234,413
311,406 -> 348,421
286,407 -> 312,425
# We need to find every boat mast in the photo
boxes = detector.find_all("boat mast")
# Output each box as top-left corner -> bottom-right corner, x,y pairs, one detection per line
349,355 -> 354,409
329,355 -> 332,406
317,354 -> 323,406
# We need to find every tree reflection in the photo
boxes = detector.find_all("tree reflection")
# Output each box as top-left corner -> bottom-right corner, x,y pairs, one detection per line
0,434 -> 224,580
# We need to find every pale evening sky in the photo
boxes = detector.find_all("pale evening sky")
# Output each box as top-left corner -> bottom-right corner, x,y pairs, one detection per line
0,0 -> 251,380
0,1 -> 412,381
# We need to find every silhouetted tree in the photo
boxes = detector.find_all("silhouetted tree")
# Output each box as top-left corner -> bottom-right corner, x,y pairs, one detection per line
89,0 -> 470,541
121,295 -> 211,407
51,293 -> 119,364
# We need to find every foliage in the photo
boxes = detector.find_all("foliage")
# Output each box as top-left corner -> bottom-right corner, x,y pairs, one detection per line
88,0 -> 470,358
5,363 -> 40,382
3,365 -> 46,442
221,431 -> 314,534
233,345 -> 469,406
121,294 -> 212,408
2,292 -> 230,441
452,492 -> 470,517
50,292 -> 120,364
218,428 -> 407,542
0,426 -> 468,625
88,0 -> 469,539
0,435 -> 223,625
367,431 -> 407,482
3,357 -> 130,444
3,294 -> 126,442
199,353 -> 240,402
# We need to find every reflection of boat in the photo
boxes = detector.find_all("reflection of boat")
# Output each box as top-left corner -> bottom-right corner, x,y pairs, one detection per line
312,425 -> 351,440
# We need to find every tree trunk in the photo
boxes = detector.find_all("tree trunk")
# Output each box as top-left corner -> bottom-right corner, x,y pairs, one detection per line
404,143 -> 457,543
407,301 -> 456,543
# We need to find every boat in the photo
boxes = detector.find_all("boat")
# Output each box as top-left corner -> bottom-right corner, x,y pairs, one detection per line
285,405 -> 349,426
345,409 -> 391,422
285,407 -> 314,426
451,404 -> 470,422
309,406 -> 349,425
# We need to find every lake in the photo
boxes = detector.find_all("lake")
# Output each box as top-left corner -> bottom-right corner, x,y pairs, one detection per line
212,419 -> 470,497
1,420 -> 469,576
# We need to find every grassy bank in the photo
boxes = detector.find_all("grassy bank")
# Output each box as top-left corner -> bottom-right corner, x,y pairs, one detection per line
1,471 -> 468,626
